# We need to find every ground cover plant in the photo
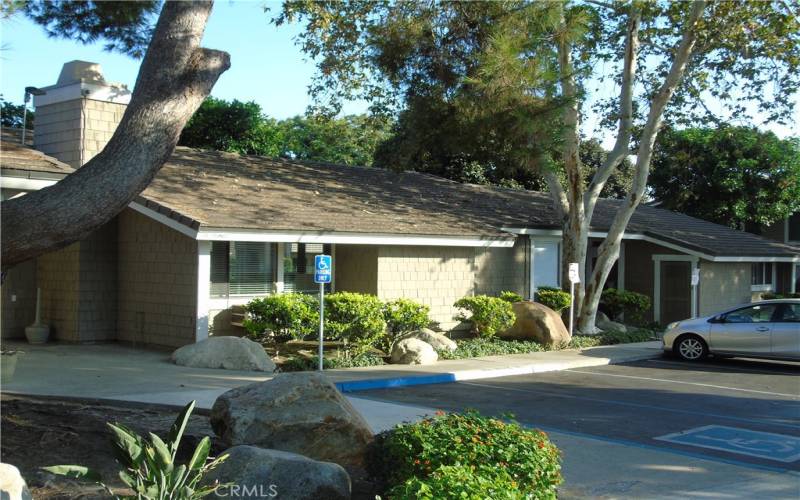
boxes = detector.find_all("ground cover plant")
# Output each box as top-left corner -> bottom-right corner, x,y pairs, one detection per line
366,410 -> 562,499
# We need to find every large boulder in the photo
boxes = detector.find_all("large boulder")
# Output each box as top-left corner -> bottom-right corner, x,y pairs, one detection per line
399,328 -> 457,352
171,336 -> 275,372
203,446 -> 350,500
0,463 -> 32,500
500,301 -> 571,346
390,338 -> 438,364
210,372 -> 373,467
597,318 -> 627,333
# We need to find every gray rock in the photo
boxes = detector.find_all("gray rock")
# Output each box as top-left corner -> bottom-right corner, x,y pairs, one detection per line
500,301 -> 571,346
399,328 -> 457,352
204,446 -> 350,500
390,338 -> 438,364
210,372 -> 373,467
0,463 -> 32,500
597,318 -> 627,333
597,311 -> 611,323
171,336 -> 275,372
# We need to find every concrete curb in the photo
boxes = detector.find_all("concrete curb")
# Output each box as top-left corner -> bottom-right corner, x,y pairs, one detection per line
335,348 -> 660,393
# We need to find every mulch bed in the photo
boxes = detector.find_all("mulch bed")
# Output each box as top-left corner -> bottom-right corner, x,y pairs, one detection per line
0,394 -> 378,499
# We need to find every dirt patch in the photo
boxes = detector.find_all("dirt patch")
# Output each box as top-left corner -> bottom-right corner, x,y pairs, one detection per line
1,394 -> 379,499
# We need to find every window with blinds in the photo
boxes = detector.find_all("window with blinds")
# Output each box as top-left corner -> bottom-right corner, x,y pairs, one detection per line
210,241 -> 276,297
283,243 -> 332,293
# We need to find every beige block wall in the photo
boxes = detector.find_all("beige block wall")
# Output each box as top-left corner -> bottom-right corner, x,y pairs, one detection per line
1,259 -> 38,339
38,243 -> 81,341
474,238 -> 529,297
335,245 -> 379,295
375,241 -> 528,330
34,98 -> 126,168
117,209 -> 198,348
698,262 -> 752,316
77,221 -> 118,341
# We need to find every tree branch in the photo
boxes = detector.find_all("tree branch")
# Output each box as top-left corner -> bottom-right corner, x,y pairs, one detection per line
1,1 -> 230,270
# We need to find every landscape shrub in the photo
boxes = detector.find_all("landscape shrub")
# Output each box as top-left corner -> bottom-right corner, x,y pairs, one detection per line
600,288 -> 651,324
569,329 -> 656,349
382,298 -> 431,349
534,286 -> 572,313
366,410 -> 562,499
244,293 -> 317,341
438,338 -> 549,359
44,401 -> 226,499
280,352 -> 384,372
762,292 -> 800,299
453,295 -> 515,338
324,292 -> 387,356
498,290 -> 524,303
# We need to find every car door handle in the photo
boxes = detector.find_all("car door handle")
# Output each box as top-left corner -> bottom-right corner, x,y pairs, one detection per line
756,327 -> 769,332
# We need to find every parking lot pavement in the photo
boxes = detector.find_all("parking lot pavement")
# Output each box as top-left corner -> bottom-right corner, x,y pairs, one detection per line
358,356 -> 800,498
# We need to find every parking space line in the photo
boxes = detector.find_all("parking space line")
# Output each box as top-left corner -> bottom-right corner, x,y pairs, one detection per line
460,381 -> 800,430
645,358 -> 800,376
564,369 -> 800,398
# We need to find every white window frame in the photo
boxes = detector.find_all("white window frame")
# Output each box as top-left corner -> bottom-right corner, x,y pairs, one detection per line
750,262 -> 775,292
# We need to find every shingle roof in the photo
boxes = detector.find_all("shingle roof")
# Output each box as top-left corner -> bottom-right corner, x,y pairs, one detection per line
0,128 -> 73,177
139,147 -> 798,258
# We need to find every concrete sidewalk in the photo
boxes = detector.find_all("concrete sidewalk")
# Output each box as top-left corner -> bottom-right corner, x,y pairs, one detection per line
0,339 -> 660,429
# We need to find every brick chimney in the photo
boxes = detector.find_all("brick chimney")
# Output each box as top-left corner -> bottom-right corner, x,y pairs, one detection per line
32,60 -> 131,168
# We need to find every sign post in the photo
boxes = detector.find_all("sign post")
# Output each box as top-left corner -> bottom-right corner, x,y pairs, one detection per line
314,254 -> 332,371
568,263 -> 581,337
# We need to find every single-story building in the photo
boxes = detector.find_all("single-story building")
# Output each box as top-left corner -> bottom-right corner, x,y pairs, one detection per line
2,61 -> 798,348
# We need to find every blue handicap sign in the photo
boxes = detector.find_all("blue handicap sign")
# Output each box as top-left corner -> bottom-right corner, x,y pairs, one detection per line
656,425 -> 800,463
314,254 -> 332,284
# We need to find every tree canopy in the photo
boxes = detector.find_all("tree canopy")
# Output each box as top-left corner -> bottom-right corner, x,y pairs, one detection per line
0,99 -> 34,129
178,97 -> 392,167
650,126 -> 800,230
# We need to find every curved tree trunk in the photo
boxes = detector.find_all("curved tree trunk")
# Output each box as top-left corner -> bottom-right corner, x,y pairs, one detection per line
1,1 -> 229,271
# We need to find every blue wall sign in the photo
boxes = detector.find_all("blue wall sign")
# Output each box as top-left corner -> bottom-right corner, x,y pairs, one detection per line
314,254 -> 332,284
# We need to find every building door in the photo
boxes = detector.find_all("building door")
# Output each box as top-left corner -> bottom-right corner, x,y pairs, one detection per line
660,260 -> 692,325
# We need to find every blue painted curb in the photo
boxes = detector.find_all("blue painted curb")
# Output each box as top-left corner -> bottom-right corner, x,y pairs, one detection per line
335,372 -> 457,393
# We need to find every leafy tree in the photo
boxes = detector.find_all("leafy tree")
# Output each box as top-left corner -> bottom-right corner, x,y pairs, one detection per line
278,0 -> 799,331
2,2 -> 230,270
180,97 -> 391,166
650,126 -> 800,230
10,0 -> 160,57
0,100 -> 33,129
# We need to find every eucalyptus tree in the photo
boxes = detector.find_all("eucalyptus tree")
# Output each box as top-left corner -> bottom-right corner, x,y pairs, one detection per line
277,0 -> 799,331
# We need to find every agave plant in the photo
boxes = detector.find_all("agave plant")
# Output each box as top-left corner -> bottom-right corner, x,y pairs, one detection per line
43,400 -> 228,499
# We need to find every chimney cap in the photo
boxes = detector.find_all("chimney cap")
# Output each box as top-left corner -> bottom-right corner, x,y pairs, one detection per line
57,60 -> 107,86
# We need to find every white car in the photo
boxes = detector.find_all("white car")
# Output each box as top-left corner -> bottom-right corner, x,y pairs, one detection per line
662,299 -> 800,361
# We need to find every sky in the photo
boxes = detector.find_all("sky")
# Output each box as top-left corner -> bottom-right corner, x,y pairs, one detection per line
0,1 -> 369,119
0,1 -> 796,141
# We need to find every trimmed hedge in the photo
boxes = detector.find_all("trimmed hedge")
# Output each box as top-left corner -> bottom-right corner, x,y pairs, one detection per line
243,293 -> 317,341
534,286 -> 572,313
324,292 -> 387,356
383,298 -> 432,349
454,295 -> 516,338
600,288 -> 651,325
366,410 -> 562,499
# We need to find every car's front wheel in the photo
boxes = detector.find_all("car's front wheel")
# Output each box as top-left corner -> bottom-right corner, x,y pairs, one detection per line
675,334 -> 708,361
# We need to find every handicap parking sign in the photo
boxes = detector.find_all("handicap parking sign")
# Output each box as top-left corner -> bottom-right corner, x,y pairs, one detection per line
314,255 -> 332,284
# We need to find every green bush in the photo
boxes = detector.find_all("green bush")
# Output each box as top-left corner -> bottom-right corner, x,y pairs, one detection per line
600,288 -> 651,324
762,292 -> 800,299
534,286 -> 572,313
244,293 -> 317,341
366,410 -> 562,499
454,295 -> 515,338
382,298 -> 431,348
389,464 -> 528,500
438,338 -> 549,359
43,401 -> 227,499
280,352 -> 384,372
498,290 -> 524,303
325,292 -> 387,356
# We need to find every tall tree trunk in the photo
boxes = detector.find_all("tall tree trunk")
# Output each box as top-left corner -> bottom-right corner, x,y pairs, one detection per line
555,5 -> 587,314
577,0 -> 707,333
1,1 -> 230,271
